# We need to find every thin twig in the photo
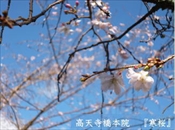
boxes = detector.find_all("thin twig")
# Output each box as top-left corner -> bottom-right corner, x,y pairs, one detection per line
162,102 -> 174,114
81,55 -> 175,82
29,0 -> 33,18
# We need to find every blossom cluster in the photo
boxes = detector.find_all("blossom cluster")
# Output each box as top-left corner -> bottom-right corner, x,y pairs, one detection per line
90,0 -> 119,36
99,68 -> 154,95
57,0 -> 164,95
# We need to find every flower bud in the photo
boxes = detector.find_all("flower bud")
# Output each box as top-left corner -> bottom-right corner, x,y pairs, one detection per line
148,63 -> 154,68
80,77 -> 87,82
75,0 -> 79,6
65,3 -> 72,8
2,10 -> 8,17
157,64 -> 163,69
144,66 -> 150,71
147,58 -> 152,63
155,58 -> 161,62
64,10 -> 68,14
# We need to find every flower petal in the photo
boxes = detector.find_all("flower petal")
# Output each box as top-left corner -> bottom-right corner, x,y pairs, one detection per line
101,81 -> 111,91
145,76 -> 154,84
100,72 -> 125,95
126,68 -> 134,78
133,81 -> 142,91
114,83 -> 121,95
142,83 -> 151,92
140,70 -> 148,76
129,75 -> 140,85
117,75 -> 124,87
142,76 -> 154,92
127,68 -> 141,80
99,73 -> 111,81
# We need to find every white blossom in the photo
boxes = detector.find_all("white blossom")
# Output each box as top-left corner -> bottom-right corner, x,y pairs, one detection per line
98,22 -> 110,29
99,72 -> 124,95
52,11 -> 58,16
95,9 -> 106,19
75,28 -> 82,32
153,15 -> 160,21
119,49 -> 129,59
147,41 -> 154,46
138,46 -> 146,52
91,19 -> 110,29
58,24 -> 73,35
90,0 -> 102,7
109,25 -> 118,34
126,68 -> 154,92
120,23 -> 125,26
91,19 -> 100,26
124,40 -> 131,46
71,20 -> 81,26
30,56 -> 35,61
95,4 -> 111,19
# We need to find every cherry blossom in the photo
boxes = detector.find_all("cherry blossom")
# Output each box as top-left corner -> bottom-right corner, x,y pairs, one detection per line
30,56 -> 35,61
91,19 -> 117,34
95,5 -> 111,19
147,41 -> 154,46
90,0 -> 103,7
99,72 -> 124,95
58,24 -> 73,35
109,25 -> 118,34
52,11 -> 58,16
71,20 -> 81,26
91,19 -> 108,29
119,49 -> 129,59
153,15 -> 160,21
95,9 -> 106,19
126,68 -> 154,92
138,46 -> 146,52
120,23 -> 125,26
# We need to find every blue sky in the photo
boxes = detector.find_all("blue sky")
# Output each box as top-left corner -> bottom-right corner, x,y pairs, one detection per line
0,0 -> 174,130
